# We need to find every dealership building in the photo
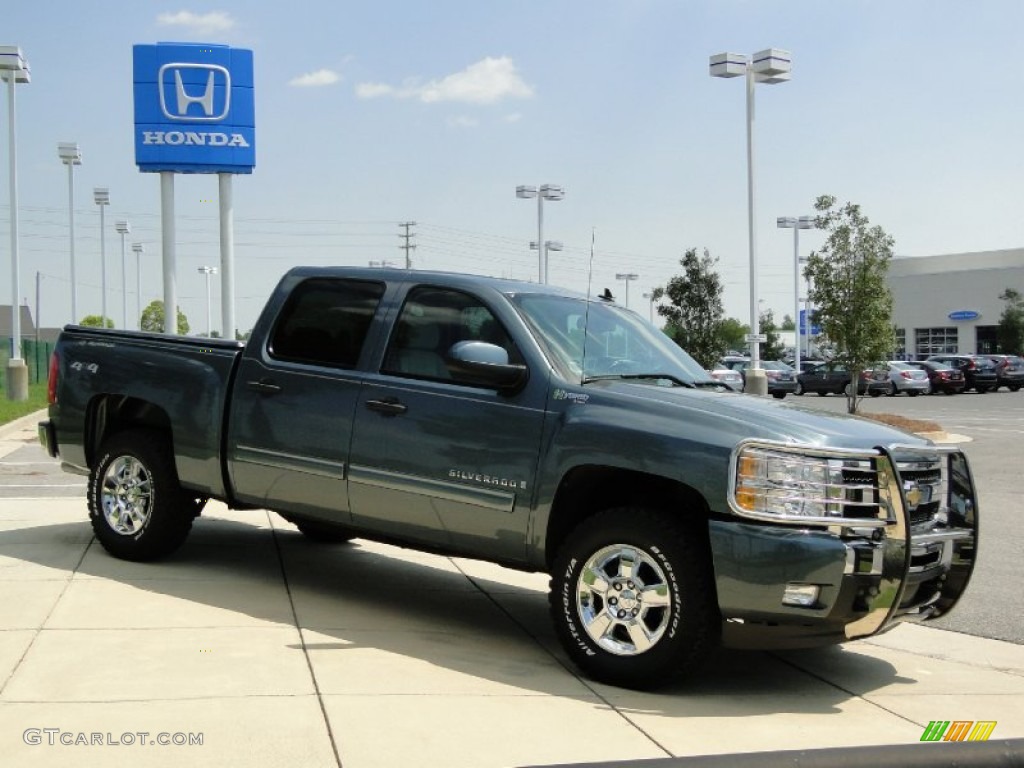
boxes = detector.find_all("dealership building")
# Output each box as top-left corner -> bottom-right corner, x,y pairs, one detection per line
886,248 -> 1024,359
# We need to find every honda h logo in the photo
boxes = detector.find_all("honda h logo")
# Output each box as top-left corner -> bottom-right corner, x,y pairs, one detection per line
158,63 -> 231,122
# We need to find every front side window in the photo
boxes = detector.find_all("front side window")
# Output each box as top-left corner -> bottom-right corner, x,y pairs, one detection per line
269,278 -> 385,368
382,286 -> 520,384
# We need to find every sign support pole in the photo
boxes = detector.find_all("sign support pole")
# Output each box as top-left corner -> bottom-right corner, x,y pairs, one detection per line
219,173 -> 234,340
160,171 -> 177,334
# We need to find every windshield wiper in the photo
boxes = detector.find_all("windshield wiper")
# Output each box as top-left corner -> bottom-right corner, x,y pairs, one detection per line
581,373 -> 695,388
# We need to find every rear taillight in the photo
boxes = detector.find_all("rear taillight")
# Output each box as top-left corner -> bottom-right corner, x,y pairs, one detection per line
47,352 -> 59,404
900,371 -> 913,380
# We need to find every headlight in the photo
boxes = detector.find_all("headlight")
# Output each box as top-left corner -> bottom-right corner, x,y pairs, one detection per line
729,442 -> 890,526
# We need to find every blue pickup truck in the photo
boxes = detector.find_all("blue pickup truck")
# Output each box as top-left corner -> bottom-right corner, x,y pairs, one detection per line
39,267 -> 978,689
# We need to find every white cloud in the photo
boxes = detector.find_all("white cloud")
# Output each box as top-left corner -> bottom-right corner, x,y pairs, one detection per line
355,82 -> 395,99
156,10 -> 235,36
447,116 -> 479,128
289,69 -> 341,88
356,57 -> 533,105
503,112 -> 523,123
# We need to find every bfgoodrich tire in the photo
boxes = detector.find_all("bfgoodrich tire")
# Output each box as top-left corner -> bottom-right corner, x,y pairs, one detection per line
88,429 -> 194,561
549,507 -> 717,690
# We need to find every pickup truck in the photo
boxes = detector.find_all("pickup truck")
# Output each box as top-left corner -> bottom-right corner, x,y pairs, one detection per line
39,267 -> 978,690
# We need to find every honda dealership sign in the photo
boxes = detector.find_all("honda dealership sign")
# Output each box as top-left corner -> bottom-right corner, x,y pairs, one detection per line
133,43 -> 255,173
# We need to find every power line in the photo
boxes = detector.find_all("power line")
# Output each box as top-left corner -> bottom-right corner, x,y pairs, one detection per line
398,221 -> 417,269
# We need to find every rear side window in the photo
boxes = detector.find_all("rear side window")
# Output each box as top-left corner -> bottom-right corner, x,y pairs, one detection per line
269,278 -> 385,368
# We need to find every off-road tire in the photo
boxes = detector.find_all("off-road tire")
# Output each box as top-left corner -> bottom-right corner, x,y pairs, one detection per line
88,429 -> 194,561
549,507 -> 717,690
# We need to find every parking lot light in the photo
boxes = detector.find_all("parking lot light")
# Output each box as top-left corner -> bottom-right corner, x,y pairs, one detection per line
778,215 -> 816,375
710,48 -> 792,396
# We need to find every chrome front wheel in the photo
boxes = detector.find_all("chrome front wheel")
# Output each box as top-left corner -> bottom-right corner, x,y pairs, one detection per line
575,544 -> 672,656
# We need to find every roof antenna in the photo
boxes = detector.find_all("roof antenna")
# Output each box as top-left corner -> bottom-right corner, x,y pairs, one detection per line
581,227 -> 596,386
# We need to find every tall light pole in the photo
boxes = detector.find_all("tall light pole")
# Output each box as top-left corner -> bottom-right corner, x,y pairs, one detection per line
93,187 -> 110,326
197,266 -> 218,337
777,215 -> 816,376
710,48 -> 791,396
516,184 -> 564,284
132,242 -> 144,330
57,142 -> 82,324
615,273 -> 639,309
1,46 -> 30,401
115,220 -> 131,331
642,291 -> 656,323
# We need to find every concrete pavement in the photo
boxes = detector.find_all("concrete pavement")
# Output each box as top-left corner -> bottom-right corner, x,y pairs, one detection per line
0,416 -> 1022,767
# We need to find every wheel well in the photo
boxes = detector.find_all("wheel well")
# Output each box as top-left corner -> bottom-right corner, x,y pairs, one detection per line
544,465 -> 710,570
86,395 -> 173,466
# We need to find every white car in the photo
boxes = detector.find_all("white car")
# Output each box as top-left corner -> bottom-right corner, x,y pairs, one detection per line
885,361 -> 931,396
708,366 -> 744,392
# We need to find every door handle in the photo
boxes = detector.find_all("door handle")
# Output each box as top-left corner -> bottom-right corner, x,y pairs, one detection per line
365,397 -> 407,416
246,379 -> 282,394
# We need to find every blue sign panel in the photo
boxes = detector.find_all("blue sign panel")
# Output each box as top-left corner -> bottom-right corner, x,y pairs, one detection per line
133,43 -> 255,173
799,309 -> 821,336
948,310 -> 980,321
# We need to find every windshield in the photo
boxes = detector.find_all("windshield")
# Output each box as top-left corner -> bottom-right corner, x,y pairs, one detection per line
509,293 -> 713,385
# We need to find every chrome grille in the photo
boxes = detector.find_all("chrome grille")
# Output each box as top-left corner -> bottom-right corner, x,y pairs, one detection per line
896,458 -> 943,527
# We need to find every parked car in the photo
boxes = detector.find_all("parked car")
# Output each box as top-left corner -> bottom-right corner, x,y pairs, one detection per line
719,358 -> 797,399
707,365 -> 744,392
884,361 -> 931,397
926,354 -> 999,393
985,354 -> 1024,392
795,362 -> 886,397
908,360 -> 966,395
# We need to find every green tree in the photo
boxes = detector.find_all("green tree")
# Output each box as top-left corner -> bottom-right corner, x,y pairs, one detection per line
780,314 -> 795,331
653,248 -> 726,368
997,288 -> 1024,354
716,317 -> 748,353
140,300 -> 190,335
79,315 -> 113,328
759,309 -> 785,361
804,195 -> 895,413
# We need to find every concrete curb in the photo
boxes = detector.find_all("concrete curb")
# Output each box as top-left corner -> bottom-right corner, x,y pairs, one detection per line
0,407 -> 47,440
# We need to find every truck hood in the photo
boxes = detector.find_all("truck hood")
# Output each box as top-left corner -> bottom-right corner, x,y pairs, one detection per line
582,379 -> 931,453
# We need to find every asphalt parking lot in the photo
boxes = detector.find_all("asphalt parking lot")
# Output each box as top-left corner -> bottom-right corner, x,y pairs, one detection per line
0,403 -> 1022,767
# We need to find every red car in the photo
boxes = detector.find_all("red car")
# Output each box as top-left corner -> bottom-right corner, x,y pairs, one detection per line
909,361 -> 966,395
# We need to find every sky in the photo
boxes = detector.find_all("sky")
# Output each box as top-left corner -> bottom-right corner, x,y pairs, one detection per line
3,1 -> 1024,335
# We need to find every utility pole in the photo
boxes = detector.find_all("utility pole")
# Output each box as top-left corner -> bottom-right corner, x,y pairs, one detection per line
398,221 -> 417,269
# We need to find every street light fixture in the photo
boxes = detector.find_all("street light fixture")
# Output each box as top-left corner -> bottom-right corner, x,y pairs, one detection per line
197,266 -> 218,337
530,239 -> 563,282
115,220 -> 131,331
57,142 -> 82,323
777,215 -> 816,376
1,45 -> 31,400
132,242 -> 144,330
615,273 -> 639,309
516,184 -> 564,284
93,187 -> 110,327
710,47 -> 792,396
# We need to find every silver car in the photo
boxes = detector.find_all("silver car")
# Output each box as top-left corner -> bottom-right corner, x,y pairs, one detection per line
885,361 -> 931,396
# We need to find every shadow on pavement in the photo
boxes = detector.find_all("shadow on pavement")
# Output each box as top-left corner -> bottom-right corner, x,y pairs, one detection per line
0,514 -> 915,715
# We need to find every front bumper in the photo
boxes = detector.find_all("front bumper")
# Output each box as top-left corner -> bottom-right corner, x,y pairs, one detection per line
714,443 -> 978,649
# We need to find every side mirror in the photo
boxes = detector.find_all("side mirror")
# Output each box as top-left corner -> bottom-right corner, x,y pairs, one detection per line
446,341 -> 528,394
